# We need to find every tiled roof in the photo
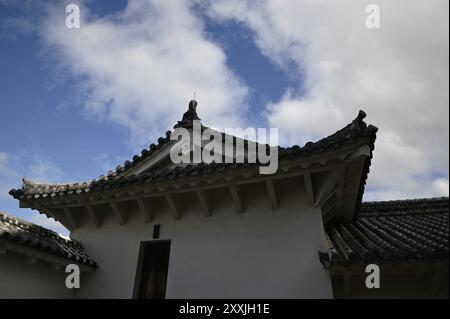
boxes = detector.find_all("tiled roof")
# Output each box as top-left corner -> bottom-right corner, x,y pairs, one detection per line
9,106 -> 377,204
0,211 -> 97,267
319,197 -> 449,267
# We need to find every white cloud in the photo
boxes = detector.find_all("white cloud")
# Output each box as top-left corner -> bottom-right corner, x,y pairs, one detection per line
0,151 -> 68,234
7,154 -> 63,182
208,0 -> 449,200
92,152 -> 129,174
0,152 -> 64,197
28,157 -> 63,182
432,178 -> 450,197
40,0 -> 250,146
0,152 -> 15,200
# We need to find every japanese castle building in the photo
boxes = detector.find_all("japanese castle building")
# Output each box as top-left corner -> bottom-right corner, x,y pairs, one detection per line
1,101 -> 448,298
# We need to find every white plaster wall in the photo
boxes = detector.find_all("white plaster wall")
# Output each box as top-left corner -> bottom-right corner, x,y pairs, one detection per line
0,253 -> 74,299
71,179 -> 333,298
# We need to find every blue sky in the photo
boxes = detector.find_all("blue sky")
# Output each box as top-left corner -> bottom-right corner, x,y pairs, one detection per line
0,0 -> 448,235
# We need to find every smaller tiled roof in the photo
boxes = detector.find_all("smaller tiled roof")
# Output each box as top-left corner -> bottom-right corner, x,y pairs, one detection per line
0,211 -> 97,267
320,197 -> 449,267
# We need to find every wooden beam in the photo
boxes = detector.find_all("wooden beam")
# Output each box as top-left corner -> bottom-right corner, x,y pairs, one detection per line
165,194 -> 181,220
315,170 -> 339,207
110,202 -> 126,225
265,179 -> 278,210
196,189 -> 211,217
304,172 -> 315,205
229,184 -> 243,214
62,207 -> 79,230
85,205 -> 102,228
136,198 -> 153,223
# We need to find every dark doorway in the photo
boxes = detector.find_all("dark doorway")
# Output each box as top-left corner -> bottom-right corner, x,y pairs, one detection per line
135,241 -> 171,299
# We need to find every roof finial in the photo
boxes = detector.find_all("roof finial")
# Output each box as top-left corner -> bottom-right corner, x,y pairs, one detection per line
350,109 -> 368,132
193,90 -> 196,100
174,99 -> 201,128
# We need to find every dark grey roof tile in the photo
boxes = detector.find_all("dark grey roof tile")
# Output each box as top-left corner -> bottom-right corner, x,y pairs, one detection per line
0,211 -> 97,267
320,197 -> 449,267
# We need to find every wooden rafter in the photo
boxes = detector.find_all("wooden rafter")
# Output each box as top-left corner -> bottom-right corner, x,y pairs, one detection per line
85,205 -> 102,228
315,170 -> 340,207
196,189 -> 211,217
265,179 -> 278,210
136,198 -> 153,223
304,172 -> 315,205
229,184 -> 243,214
165,194 -> 181,219
62,207 -> 79,230
110,201 -> 126,225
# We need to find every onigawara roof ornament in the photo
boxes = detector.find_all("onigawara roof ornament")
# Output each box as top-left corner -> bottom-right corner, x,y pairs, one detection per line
174,99 -> 201,129
350,110 -> 368,133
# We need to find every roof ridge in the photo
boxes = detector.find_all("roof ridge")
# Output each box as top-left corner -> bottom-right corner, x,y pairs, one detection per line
22,177 -> 83,188
359,197 -> 449,217
362,197 -> 449,205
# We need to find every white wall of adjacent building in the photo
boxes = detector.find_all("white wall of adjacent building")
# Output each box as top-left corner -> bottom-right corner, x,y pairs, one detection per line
0,253 -> 74,299
71,177 -> 334,298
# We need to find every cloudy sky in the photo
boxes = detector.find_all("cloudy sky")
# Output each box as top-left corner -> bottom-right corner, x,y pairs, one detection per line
0,0 -> 448,235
